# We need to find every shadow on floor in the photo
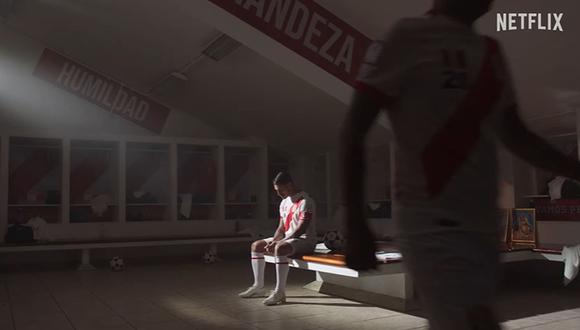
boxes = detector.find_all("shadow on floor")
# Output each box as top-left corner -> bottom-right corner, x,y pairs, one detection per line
496,260 -> 580,321
405,260 -> 580,321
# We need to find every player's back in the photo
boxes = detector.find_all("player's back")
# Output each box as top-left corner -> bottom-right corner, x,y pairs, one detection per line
358,15 -> 511,234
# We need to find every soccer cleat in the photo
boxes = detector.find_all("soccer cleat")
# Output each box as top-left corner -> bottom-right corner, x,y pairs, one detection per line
238,286 -> 267,298
263,291 -> 286,305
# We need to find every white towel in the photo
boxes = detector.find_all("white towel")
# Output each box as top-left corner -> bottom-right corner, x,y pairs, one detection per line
548,176 -> 567,201
179,194 -> 193,219
90,194 -> 110,216
561,244 -> 580,286
26,217 -> 47,241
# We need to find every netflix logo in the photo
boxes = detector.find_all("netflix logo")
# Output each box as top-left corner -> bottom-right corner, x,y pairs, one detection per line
496,13 -> 564,32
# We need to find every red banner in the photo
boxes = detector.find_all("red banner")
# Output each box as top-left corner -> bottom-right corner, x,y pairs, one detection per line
209,0 -> 372,87
533,198 -> 580,222
33,49 -> 170,133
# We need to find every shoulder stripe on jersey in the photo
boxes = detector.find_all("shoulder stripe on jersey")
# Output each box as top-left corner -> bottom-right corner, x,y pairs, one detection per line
421,37 -> 502,197
354,80 -> 396,106
284,198 -> 303,232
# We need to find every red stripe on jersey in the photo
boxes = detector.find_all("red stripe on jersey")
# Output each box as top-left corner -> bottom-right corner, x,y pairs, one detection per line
421,37 -> 502,197
354,81 -> 395,106
284,199 -> 303,232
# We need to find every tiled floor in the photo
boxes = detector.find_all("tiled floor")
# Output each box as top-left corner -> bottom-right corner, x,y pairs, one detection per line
1,258 -> 580,330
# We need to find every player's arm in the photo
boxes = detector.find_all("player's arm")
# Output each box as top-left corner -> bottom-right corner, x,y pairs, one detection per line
272,221 -> 285,241
339,92 -> 383,229
340,21 -> 405,270
497,106 -> 580,181
339,91 -> 385,271
266,221 -> 286,253
340,22 -> 406,224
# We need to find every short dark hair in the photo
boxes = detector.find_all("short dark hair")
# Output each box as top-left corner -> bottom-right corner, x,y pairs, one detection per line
433,0 -> 492,22
273,171 -> 293,185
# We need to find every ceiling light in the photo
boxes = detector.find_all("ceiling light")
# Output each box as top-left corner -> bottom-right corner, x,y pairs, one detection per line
202,34 -> 241,61
170,72 -> 189,81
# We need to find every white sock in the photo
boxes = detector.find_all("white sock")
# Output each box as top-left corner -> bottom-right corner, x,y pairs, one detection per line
251,252 -> 265,288
274,256 -> 289,293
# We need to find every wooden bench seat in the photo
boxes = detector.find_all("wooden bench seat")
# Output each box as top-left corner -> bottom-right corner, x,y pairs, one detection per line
301,253 -> 347,266
500,244 -> 564,262
301,251 -> 403,266
264,243 -> 411,310
291,243 -> 565,267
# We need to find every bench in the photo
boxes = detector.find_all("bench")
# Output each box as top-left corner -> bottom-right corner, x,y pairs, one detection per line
500,244 -> 564,263
265,243 -> 412,310
265,243 -> 565,311
0,234 -> 253,270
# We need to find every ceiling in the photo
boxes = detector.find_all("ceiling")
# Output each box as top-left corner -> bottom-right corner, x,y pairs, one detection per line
2,0 -> 579,150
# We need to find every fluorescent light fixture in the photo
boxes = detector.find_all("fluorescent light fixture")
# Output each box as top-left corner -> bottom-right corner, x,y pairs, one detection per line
202,34 -> 241,61
170,72 -> 189,81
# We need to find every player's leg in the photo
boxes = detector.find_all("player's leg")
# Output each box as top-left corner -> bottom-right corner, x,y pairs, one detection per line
398,230 -> 500,330
264,239 -> 316,305
263,240 -> 292,305
239,238 -> 270,298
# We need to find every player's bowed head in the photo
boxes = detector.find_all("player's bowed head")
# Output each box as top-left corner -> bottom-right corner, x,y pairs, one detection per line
432,0 -> 494,24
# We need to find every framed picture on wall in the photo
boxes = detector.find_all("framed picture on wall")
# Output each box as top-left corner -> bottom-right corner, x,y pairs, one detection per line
511,208 -> 536,246
498,208 -> 510,244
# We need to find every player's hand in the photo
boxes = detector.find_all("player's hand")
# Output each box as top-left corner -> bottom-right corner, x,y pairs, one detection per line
265,241 -> 276,254
345,224 -> 377,271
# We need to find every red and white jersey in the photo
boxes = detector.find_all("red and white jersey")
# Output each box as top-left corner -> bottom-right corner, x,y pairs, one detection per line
279,192 -> 316,241
356,16 -> 517,234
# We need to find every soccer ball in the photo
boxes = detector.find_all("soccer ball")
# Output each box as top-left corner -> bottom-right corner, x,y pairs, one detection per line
323,230 -> 345,251
202,251 -> 218,264
109,256 -> 125,271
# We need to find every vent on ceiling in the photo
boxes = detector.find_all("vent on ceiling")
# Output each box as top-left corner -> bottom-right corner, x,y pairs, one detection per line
202,34 -> 241,61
